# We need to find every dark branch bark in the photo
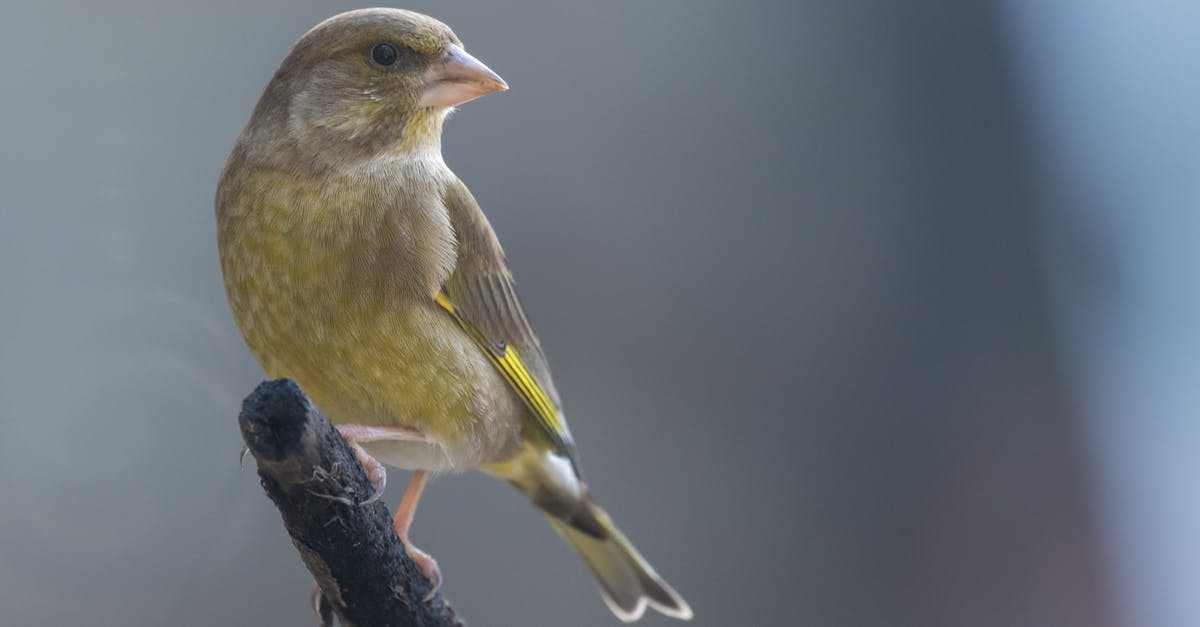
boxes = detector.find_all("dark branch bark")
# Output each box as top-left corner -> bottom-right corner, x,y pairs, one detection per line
238,379 -> 466,627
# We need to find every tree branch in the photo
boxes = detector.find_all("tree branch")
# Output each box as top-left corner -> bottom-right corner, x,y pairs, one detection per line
238,379 -> 466,627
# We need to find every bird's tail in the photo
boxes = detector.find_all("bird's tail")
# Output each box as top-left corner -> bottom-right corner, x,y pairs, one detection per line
546,500 -> 693,622
486,445 -> 692,622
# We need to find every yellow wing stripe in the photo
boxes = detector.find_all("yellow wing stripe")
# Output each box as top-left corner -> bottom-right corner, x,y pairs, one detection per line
436,293 -> 566,439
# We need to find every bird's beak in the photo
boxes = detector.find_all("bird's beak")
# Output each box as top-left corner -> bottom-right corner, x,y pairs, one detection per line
419,45 -> 508,108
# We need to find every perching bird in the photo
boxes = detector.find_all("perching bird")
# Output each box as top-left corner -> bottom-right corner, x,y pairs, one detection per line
216,8 -> 691,622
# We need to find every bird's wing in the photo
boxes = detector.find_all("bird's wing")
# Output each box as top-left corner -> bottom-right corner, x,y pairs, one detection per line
437,179 -> 578,468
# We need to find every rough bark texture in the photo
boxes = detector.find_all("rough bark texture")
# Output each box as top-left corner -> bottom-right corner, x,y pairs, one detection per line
238,379 -> 466,627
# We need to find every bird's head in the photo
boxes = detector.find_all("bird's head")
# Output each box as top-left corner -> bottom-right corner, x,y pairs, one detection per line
251,8 -> 507,163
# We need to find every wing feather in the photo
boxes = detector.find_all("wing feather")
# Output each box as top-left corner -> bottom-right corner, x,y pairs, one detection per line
439,180 -> 576,466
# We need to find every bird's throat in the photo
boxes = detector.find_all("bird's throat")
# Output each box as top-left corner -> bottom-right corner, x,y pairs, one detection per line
393,108 -> 448,156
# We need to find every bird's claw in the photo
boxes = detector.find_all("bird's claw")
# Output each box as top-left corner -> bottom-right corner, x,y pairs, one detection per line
404,543 -> 442,601
311,582 -> 335,627
359,464 -> 386,505
322,425 -> 390,505
340,436 -> 388,505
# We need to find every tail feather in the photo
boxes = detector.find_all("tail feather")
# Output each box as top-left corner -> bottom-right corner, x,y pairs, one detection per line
547,502 -> 693,622
487,445 -> 691,621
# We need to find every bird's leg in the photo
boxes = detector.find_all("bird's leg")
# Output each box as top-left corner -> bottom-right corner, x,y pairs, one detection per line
335,426 -> 442,597
309,424 -> 434,620
334,424 -> 426,504
332,424 -> 444,592
395,470 -> 441,598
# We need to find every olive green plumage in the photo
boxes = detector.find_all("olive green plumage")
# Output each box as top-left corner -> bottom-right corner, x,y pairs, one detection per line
216,8 -> 690,621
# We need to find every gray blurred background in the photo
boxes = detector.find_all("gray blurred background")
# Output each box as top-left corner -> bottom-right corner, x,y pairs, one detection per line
1,1 -> 1197,626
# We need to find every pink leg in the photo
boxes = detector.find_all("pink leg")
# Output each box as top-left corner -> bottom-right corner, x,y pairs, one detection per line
395,470 -> 442,597
310,424 -> 435,619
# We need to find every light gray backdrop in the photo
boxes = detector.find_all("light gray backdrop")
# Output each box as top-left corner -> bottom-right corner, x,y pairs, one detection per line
0,1 -> 1137,626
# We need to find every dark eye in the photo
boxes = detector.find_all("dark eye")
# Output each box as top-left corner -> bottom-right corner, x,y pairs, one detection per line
371,43 -> 398,66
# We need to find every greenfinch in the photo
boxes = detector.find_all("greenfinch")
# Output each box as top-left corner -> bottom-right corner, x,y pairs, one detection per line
216,8 -> 691,622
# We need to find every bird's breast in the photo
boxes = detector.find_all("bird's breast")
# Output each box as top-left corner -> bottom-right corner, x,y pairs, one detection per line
217,160 -> 522,470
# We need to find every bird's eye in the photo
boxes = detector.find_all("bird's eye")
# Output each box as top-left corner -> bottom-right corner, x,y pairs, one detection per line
371,43 -> 398,66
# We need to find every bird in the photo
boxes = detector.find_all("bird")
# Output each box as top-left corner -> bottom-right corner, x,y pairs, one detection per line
216,8 -> 691,622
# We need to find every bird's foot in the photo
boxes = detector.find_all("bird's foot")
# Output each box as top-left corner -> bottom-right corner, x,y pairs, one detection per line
402,541 -> 442,601
332,426 -> 389,505
333,424 -> 428,505
311,581 -> 335,627
346,441 -> 387,505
